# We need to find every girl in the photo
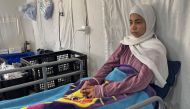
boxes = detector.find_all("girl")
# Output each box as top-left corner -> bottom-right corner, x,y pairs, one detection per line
81,4 -> 168,98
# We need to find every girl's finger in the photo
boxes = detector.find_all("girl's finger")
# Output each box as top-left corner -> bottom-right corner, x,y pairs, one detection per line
85,88 -> 91,93
87,92 -> 92,98
85,86 -> 93,89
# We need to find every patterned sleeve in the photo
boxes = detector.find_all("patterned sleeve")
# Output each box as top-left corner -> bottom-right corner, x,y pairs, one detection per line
89,44 -> 124,85
93,64 -> 154,98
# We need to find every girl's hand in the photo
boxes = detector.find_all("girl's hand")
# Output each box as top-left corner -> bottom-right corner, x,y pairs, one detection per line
81,81 -> 91,95
83,85 -> 95,98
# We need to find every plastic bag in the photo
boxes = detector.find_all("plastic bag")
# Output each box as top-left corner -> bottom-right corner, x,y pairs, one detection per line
39,0 -> 54,20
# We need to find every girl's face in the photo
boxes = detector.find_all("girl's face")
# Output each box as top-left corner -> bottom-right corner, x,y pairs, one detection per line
129,13 -> 146,38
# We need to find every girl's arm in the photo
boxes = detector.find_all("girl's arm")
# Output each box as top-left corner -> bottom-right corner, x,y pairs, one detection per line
89,44 -> 124,85
93,64 -> 154,97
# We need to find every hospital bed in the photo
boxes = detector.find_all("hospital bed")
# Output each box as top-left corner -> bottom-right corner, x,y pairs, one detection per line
0,55 -> 181,109
129,60 -> 181,109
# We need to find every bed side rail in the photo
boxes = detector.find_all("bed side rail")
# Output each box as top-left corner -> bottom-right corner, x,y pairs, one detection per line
127,96 -> 166,109
0,58 -> 84,93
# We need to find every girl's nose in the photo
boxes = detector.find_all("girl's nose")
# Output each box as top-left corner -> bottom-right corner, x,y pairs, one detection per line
131,24 -> 137,30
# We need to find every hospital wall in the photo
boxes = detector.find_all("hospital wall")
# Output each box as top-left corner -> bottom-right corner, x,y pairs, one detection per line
0,0 -> 35,51
74,1 -> 190,109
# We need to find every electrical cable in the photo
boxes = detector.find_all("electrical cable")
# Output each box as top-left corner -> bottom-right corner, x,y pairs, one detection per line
70,0 -> 75,50
58,11 -> 62,50
84,0 -> 91,56
84,0 -> 89,26
83,0 -> 91,76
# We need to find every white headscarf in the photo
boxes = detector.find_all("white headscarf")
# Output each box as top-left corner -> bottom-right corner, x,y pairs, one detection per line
120,4 -> 168,88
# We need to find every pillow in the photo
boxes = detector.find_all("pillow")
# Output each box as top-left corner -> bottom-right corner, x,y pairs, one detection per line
167,61 -> 181,86
151,61 -> 181,98
105,68 -> 127,82
105,65 -> 137,82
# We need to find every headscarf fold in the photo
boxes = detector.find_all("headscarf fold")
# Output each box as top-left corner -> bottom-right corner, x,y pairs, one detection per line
120,4 -> 168,88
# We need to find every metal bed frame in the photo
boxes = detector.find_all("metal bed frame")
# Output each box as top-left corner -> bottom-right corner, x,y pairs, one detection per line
0,58 -> 166,109
128,96 -> 166,109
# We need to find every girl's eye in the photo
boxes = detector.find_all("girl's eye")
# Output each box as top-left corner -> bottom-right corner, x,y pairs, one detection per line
130,22 -> 133,25
136,22 -> 141,24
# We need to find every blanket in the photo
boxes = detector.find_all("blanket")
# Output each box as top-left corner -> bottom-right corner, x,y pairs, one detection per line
0,84 -> 71,109
22,80 -> 153,109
